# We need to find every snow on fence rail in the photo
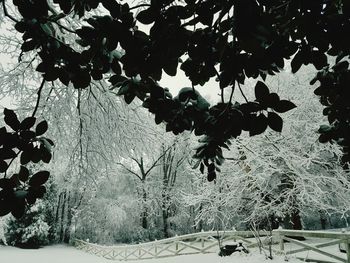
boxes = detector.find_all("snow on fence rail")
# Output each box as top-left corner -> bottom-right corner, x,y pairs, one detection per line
276,229 -> 350,263
74,230 -> 266,261
74,229 -> 350,262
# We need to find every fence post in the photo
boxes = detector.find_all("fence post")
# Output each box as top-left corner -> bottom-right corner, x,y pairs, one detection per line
346,240 -> 350,263
277,228 -> 284,252
154,243 -> 158,258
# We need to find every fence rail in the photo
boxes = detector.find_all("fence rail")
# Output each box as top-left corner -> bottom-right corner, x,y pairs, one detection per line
74,229 -> 350,262
276,229 -> 350,263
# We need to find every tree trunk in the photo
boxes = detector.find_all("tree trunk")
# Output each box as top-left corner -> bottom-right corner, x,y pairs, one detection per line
289,210 -> 305,240
198,204 -> 203,231
63,192 -> 72,243
141,182 -> 148,229
291,210 -> 302,230
59,191 -> 66,242
319,211 -> 327,230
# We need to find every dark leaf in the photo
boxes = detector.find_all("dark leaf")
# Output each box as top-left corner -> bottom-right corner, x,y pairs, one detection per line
311,51 -> 327,70
11,199 -> 25,218
208,163 -> 215,173
249,114 -> 268,136
265,93 -> 280,108
111,59 -> 121,75
21,39 -> 37,52
0,160 -> 8,173
0,148 -> 17,160
274,100 -> 297,113
0,178 -> 16,189
319,133 -> 331,143
4,108 -> 20,131
0,199 -> 12,216
291,50 -> 303,73
200,162 -> 204,174
318,124 -> 332,133
14,21 -> 26,33
29,171 -> 50,187
20,117 -> 36,130
178,87 -> 197,102
72,69 -> 91,89
19,166 -> 29,182
268,112 -> 283,132
31,148 -> 42,163
35,120 -> 48,136
255,81 -> 270,103
44,67 -> 59,81
117,83 -> 129,95
36,62 -> 47,73
14,190 -> 28,199
20,130 -> 36,140
124,92 -> 135,104
207,171 -> 216,182
20,150 -> 31,165
163,59 -> 178,76
137,8 -> 155,25
109,75 -> 128,86
40,146 -> 52,163
10,174 -> 20,187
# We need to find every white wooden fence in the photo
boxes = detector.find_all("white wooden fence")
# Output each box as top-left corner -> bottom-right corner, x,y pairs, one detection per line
74,229 -> 350,262
276,229 -> 350,263
74,230 -> 265,260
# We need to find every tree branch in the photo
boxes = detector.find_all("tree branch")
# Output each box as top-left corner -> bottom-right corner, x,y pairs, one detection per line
2,0 -> 18,23
116,162 -> 142,181
237,82 -> 248,103
32,78 -> 45,117
130,3 -> 151,11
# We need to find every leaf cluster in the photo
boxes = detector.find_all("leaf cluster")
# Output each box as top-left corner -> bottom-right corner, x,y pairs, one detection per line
0,109 -> 53,218
5,0 -> 350,178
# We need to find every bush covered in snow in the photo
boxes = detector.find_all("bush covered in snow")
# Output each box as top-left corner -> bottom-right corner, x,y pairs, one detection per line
5,201 -> 50,248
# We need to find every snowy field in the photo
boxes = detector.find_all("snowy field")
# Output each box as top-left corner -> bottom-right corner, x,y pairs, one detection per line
0,245 -> 303,263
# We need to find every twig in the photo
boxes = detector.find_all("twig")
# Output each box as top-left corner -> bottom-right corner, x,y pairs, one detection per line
238,82 -> 249,103
32,78 -> 45,117
4,150 -> 21,178
228,82 -> 235,103
2,0 -> 18,23
50,20 -> 76,34
129,3 -> 151,11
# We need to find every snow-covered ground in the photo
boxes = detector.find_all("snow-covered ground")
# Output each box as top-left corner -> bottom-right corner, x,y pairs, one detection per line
0,245 -> 303,263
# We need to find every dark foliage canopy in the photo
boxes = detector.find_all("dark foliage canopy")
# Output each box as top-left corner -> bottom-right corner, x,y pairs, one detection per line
1,0 -> 350,217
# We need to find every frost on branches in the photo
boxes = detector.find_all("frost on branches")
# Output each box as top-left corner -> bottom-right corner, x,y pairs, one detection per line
184,68 -> 350,231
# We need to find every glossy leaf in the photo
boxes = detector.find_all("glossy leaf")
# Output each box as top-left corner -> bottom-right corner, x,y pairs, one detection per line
255,81 -> 270,103
4,108 -> 20,131
268,112 -> 283,132
20,117 -> 36,130
28,171 -> 50,187
35,120 -> 48,136
274,100 -> 297,113
18,165 -> 30,182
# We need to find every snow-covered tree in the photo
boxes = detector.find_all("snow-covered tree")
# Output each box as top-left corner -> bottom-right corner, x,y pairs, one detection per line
5,200 -> 50,248
184,67 -> 350,231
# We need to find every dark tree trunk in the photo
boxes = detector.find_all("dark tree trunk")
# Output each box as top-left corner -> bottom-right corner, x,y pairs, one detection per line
291,211 -> 302,230
198,204 -> 203,231
63,192 -> 72,243
320,211 -> 327,230
141,183 -> 148,229
289,210 -> 305,240
59,191 -> 66,242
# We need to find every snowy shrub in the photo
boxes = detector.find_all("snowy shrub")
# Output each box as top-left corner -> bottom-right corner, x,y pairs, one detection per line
5,201 -> 50,248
